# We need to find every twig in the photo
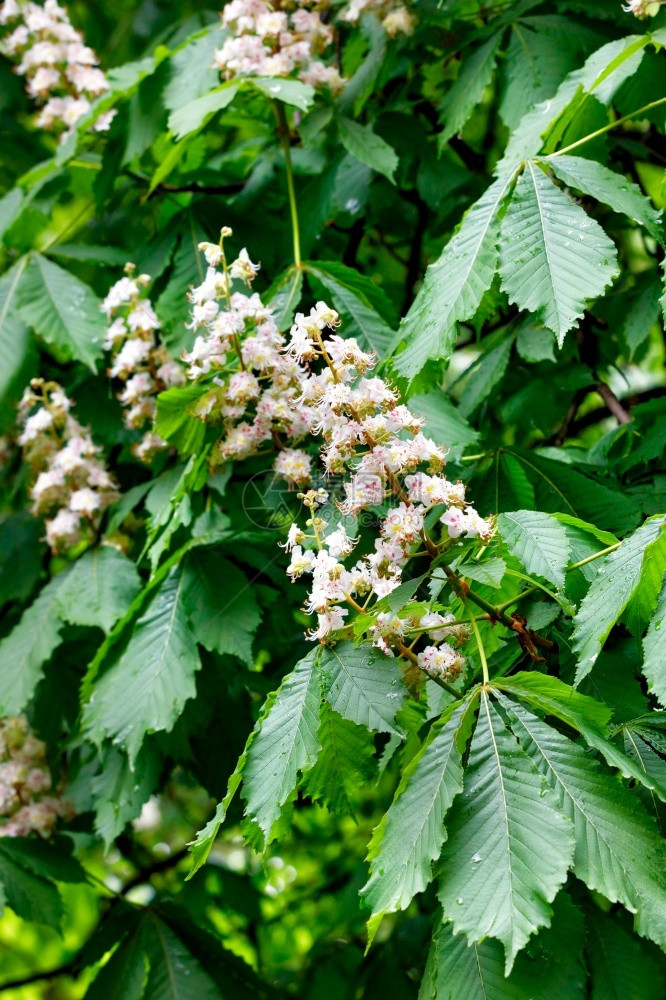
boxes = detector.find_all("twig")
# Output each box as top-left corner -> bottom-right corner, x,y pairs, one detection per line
596,381 -> 632,424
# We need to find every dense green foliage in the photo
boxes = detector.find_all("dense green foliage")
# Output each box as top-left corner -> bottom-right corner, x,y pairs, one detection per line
2,0 -> 666,996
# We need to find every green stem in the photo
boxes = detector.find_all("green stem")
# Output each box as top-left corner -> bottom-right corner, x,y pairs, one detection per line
461,593 -> 489,685
275,101 -> 301,268
568,541 -> 621,570
550,96 -> 666,158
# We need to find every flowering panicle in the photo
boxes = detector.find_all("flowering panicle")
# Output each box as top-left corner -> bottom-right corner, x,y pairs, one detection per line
216,0 -> 344,91
181,228 -> 313,483
0,716 -> 73,838
281,304 -> 493,681
340,0 -> 415,37
18,378 -> 118,553
102,265 -> 185,464
0,0 -> 115,137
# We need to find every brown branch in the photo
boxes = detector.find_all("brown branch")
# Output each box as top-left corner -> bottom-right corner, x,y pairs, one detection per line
596,382 -> 632,424
0,961 -> 79,993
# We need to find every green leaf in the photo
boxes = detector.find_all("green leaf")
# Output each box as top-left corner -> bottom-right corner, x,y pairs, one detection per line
91,745 -> 161,850
0,260 -> 36,404
572,515 -> 666,682
303,702 -> 377,817
168,82 -> 239,140
586,907 -> 666,1000
495,672 -> 612,730
439,32 -> 503,146
319,641 -> 406,736
0,840 -> 63,928
82,569 -> 201,764
338,118 -> 398,183
0,575 -> 65,715
498,35 -> 649,172
140,913 -> 222,999
155,384 -> 207,456
457,334 -> 515,419
394,174 -> 514,378
419,920 -> 528,1000
16,253 -> 104,370
643,582 -> 666,707
182,549 -> 260,666
618,272 -> 663,359
305,261 -> 396,358
436,693 -> 573,971
458,558 -> 507,589
514,449 -> 640,536
438,692 -> 574,972
499,162 -> 619,345
163,25 -> 224,113
515,324 -> 556,363
495,672 -> 666,797
362,696 -> 477,921
264,265 -> 303,332
250,76 -> 314,110
420,900 -> 586,1000
241,650 -> 322,844
84,929 -> 147,999
500,17 -> 601,132
546,154 -> 663,242
55,547 -> 142,634
500,696 -> 666,954
498,510 -> 571,588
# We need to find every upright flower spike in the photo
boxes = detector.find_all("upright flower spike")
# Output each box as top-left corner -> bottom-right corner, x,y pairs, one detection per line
102,265 -> 185,464
17,378 -> 118,554
280,302 -> 491,673
180,228 -> 313,482
0,0 -> 115,137
0,715 -> 73,838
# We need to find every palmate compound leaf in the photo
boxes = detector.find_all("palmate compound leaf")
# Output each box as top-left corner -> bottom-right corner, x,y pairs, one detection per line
437,692 -> 574,973
572,514 -> 666,684
498,161 -> 619,345
0,573 -> 65,715
362,694 -> 479,924
82,568 -> 201,764
318,641 -> 406,736
241,649 -> 322,846
392,174 -> 515,379
498,694 -> 666,953
497,509 -> 571,589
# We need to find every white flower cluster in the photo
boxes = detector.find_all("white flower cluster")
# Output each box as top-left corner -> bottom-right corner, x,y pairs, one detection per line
0,0 -> 114,137
215,0 -> 344,91
340,0 -> 415,37
622,0 -> 664,16
102,265 -> 185,464
282,306 -> 493,677
181,228 -> 313,483
0,716 -> 73,838
18,378 -> 118,553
